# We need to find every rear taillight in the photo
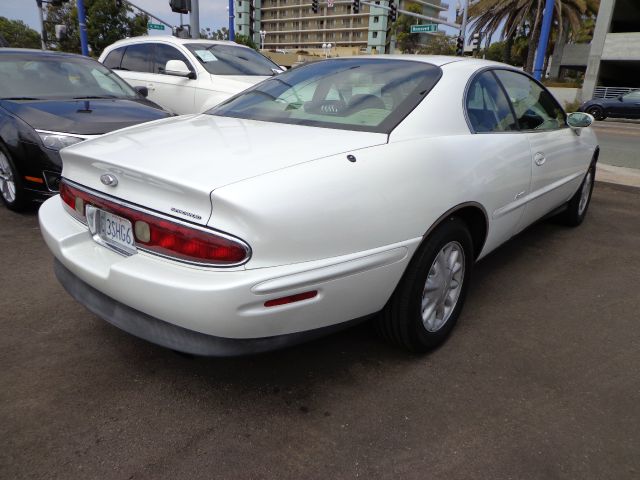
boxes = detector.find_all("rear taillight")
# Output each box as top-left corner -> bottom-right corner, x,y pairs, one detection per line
60,179 -> 250,266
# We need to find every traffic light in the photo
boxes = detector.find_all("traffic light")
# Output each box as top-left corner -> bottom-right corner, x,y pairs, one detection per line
456,35 -> 464,56
312,0 -> 319,14
471,32 -> 481,52
170,0 -> 191,14
388,0 -> 397,22
352,0 -> 360,14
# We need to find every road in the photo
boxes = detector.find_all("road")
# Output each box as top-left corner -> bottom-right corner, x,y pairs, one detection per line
592,120 -> 640,169
1,183 -> 640,480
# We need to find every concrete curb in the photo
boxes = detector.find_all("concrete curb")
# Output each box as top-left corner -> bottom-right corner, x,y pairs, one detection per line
596,163 -> 640,189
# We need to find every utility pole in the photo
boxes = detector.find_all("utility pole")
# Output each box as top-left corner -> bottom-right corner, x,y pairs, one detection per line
228,0 -> 235,41
460,0 -> 469,48
36,0 -> 46,49
190,0 -> 199,39
533,0 -> 554,80
77,0 -> 89,56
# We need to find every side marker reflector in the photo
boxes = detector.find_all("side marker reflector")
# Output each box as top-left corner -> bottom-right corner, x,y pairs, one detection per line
264,291 -> 318,308
25,176 -> 44,184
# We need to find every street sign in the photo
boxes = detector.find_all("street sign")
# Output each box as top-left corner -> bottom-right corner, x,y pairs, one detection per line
410,24 -> 438,33
148,23 -> 165,31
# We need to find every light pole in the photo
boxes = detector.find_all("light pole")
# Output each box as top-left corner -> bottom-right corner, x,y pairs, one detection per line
228,0 -> 235,41
260,30 -> 266,50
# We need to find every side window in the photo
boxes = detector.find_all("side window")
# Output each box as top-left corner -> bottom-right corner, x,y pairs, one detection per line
153,44 -> 194,75
102,47 -> 125,70
494,70 -> 566,131
465,71 -> 517,133
623,90 -> 640,102
120,44 -> 153,73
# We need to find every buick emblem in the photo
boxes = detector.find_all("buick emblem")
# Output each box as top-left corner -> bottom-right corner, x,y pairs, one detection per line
100,173 -> 118,187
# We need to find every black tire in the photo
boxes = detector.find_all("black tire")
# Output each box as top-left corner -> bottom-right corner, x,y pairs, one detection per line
562,164 -> 595,227
586,106 -> 606,121
376,217 -> 474,353
0,143 -> 28,212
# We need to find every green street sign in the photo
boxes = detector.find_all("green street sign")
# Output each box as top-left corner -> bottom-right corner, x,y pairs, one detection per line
411,24 -> 438,33
148,23 -> 165,31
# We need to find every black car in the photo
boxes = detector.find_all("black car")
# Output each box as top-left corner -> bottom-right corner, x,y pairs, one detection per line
579,90 -> 640,121
0,49 -> 171,211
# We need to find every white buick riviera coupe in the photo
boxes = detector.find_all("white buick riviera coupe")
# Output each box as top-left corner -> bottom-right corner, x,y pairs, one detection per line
39,56 -> 598,356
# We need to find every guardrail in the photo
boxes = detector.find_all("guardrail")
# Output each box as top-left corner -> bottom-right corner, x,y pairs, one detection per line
594,86 -> 638,99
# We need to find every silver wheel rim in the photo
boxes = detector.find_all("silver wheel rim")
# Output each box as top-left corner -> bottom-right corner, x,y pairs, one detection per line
421,241 -> 465,333
0,152 -> 16,203
578,170 -> 593,216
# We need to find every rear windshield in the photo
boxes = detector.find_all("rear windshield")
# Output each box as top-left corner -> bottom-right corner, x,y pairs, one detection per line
0,53 -> 138,100
184,43 -> 280,76
208,59 -> 442,133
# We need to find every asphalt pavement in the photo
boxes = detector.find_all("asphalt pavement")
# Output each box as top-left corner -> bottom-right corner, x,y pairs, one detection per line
1,182 -> 640,480
592,119 -> 640,170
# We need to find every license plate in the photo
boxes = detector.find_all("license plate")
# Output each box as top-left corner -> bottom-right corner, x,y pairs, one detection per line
87,206 -> 137,255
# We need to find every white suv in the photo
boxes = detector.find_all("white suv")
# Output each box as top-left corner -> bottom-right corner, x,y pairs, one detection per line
98,36 -> 282,114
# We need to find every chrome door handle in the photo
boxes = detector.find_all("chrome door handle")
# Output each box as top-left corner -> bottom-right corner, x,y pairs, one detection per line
534,153 -> 546,166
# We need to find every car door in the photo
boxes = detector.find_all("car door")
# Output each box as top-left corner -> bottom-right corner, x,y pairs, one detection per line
464,70 -> 532,243
494,70 -> 589,231
117,43 -> 156,103
151,44 -> 197,114
617,90 -> 640,118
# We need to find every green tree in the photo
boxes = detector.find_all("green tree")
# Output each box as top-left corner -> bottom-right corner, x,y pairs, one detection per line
0,17 -> 42,49
393,3 -> 423,54
44,0 -> 148,56
234,34 -> 257,50
418,35 -> 456,55
468,0 -> 600,72
201,27 -> 228,40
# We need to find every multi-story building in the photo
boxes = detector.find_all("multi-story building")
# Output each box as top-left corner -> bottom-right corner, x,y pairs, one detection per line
234,0 -> 447,54
583,0 -> 640,99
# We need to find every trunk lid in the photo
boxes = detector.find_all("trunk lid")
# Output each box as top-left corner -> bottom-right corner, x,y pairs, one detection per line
60,114 -> 387,225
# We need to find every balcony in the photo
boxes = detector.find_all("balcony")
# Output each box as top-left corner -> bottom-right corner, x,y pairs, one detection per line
602,33 -> 640,61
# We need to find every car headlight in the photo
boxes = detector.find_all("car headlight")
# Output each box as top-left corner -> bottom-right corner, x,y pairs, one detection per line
36,131 -> 84,151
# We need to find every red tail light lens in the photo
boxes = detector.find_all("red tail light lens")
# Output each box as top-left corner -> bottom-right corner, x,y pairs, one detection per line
59,179 -> 250,266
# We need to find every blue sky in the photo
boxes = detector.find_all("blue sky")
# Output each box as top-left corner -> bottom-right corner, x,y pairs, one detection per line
2,0 -> 464,38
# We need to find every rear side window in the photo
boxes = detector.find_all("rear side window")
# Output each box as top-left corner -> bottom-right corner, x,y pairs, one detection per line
494,70 -> 566,130
466,71 -> 517,133
154,44 -> 194,74
120,44 -> 153,73
102,47 -> 125,69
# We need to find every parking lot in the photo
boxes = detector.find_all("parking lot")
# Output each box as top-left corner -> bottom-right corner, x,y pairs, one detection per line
1,180 -> 638,479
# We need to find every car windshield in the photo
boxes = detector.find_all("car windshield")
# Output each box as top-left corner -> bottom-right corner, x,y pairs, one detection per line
0,54 -> 139,100
208,59 -> 442,133
185,43 -> 281,76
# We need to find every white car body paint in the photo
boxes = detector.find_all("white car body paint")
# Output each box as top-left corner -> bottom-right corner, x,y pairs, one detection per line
98,37 -> 276,114
39,56 -> 598,348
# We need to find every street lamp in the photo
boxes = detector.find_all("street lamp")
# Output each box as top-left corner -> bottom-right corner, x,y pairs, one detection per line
260,30 -> 266,50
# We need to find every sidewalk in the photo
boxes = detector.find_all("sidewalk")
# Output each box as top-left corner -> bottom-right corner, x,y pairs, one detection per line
596,163 -> 640,189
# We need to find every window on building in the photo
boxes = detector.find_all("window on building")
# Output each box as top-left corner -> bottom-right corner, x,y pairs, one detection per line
373,32 -> 378,38
374,16 -> 379,23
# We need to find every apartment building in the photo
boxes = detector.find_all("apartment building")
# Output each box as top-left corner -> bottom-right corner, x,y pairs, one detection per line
234,0 -> 447,54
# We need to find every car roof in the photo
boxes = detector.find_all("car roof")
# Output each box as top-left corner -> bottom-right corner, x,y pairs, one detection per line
0,48 -> 91,60
326,54 -> 513,69
105,36 -> 249,49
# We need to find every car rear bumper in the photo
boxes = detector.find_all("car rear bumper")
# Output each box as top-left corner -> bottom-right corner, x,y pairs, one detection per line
39,196 -> 419,351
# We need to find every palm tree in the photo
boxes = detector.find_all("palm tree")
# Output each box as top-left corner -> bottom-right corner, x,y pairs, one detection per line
468,0 -> 600,72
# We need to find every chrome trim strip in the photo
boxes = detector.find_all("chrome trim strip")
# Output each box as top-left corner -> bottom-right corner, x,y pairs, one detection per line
35,129 -> 100,141
492,171 -> 584,219
62,178 -> 252,268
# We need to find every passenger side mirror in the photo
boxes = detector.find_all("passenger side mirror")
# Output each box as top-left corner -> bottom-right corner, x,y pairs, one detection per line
567,112 -> 593,132
164,60 -> 194,79
134,86 -> 148,97
617,95 -> 624,101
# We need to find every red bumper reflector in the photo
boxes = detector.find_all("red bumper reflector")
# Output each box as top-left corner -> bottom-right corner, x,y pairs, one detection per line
264,291 -> 318,308
25,176 -> 44,184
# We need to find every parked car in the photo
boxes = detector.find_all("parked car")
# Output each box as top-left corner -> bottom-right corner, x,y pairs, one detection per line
39,57 -> 598,356
0,49 -> 170,211
99,36 -> 283,115
579,90 -> 640,120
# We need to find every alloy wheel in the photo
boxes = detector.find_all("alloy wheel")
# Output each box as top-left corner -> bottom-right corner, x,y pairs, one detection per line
0,151 -> 16,203
421,241 -> 465,333
578,169 -> 594,216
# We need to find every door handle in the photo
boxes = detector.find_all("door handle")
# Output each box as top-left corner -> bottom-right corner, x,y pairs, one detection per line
534,153 -> 546,166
